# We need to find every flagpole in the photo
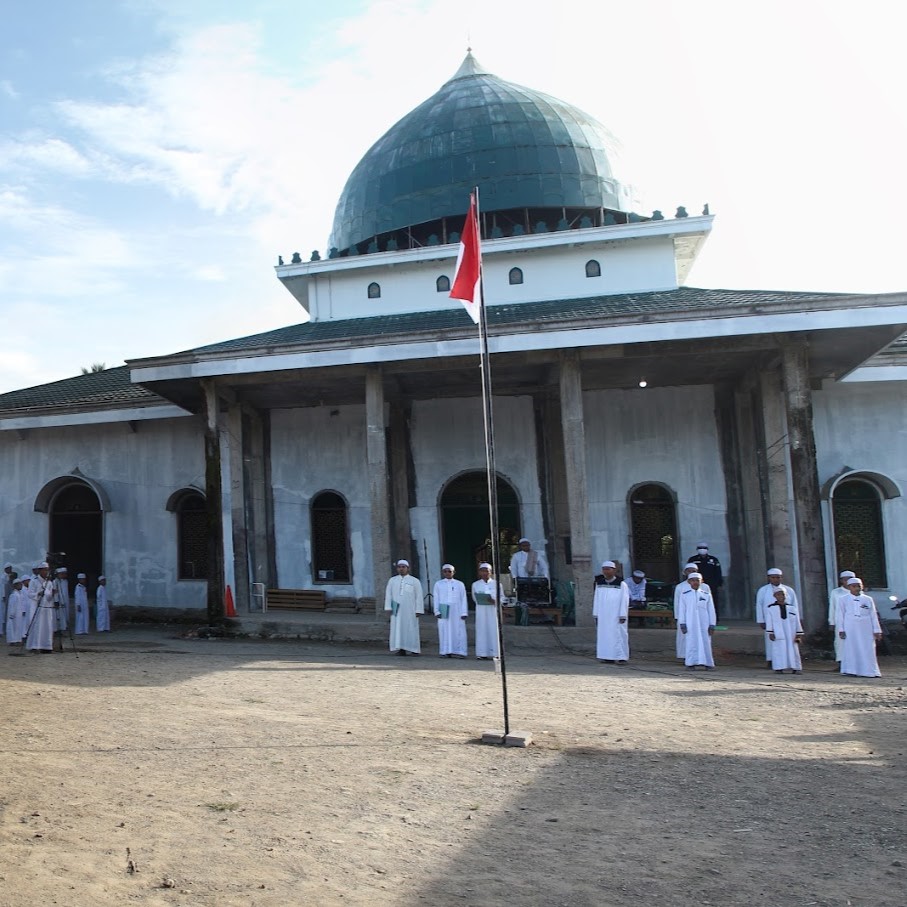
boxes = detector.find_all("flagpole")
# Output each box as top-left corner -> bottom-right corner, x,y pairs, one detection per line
473,188 -> 511,739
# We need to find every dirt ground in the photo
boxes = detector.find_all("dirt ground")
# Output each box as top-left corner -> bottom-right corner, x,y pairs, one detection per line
0,630 -> 905,907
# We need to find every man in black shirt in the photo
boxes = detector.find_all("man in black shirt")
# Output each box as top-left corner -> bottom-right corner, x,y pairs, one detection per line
687,543 -> 723,620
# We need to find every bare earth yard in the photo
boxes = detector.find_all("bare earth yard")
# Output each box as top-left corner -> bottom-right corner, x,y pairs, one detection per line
1,630 -> 905,907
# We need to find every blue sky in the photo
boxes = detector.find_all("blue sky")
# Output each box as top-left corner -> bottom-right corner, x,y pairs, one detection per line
2,0 -> 905,393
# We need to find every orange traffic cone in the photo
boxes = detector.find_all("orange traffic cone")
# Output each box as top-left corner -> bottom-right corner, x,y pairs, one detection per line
225,584 -> 237,618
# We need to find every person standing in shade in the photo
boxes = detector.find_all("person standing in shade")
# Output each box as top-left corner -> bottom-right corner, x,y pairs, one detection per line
74,573 -> 90,635
673,563 -> 708,661
6,575 -> 25,644
677,573 -> 716,670
837,577 -> 882,677
384,559 -> 424,656
54,566 -> 70,632
25,562 -> 56,653
0,562 -> 13,636
433,564 -> 468,658
95,575 -> 111,632
471,562 -> 503,660
764,587 -> 803,674
687,543 -> 723,620
508,538 -> 549,579
755,568 -> 799,668
828,570 -> 855,663
592,560 -> 630,664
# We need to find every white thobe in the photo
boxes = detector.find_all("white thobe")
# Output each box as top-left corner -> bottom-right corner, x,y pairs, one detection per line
96,585 -> 110,631
471,579 -> 503,657
509,549 -> 549,579
837,594 -> 881,677
0,571 -> 10,634
674,580 -> 711,659
625,578 -> 646,603
26,578 -> 56,651
6,589 -> 26,643
74,584 -> 89,634
54,578 -> 69,631
677,587 -> 716,667
433,578 -> 468,656
828,586 -> 849,661
592,579 -> 630,661
755,583 -> 798,661
385,574 -> 424,653
764,601 -> 803,671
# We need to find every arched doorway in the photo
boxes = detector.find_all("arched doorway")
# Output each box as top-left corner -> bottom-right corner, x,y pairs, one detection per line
439,472 -> 520,586
628,483 -> 677,583
833,479 -> 887,587
49,483 -> 103,581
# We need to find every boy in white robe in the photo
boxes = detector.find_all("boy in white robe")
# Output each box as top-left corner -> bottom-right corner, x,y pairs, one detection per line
0,562 -> 12,635
95,575 -> 110,632
26,563 -> 56,653
673,564 -> 709,660
471,562 -> 503,659
592,561 -> 630,664
677,573 -> 716,669
755,568 -> 799,668
837,578 -> 882,677
6,576 -> 25,644
764,587 -> 803,673
384,560 -> 424,655
54,567 -> 70,632
433,564 -> 468,657
828,570 -> 855,662
74,573 -> 90,634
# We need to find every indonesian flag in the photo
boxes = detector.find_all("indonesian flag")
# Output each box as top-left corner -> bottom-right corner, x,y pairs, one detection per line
449,192 -> 482,324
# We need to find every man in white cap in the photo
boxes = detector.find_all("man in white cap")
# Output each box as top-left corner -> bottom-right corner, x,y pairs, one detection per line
508,539 -> 549,580
384,559 -> 424,655
471,563 -> 503,659
74,573 -> 90,635
592,561 -> 630,664
433,564 -> 468,658
0,562 -> 13,635
96,575 -> 110,632
54,566 -> 70,632
687,542 -> 723,619
677,573 -> 716,669
764,586 -> 803,673
755,568 -> 799,668
25,562 -> 56,653
828,570 -> 855,662
837,577 -> 882,677
626,570 -> 646,612
6,574 -> 25,644
673,564 -> 709,661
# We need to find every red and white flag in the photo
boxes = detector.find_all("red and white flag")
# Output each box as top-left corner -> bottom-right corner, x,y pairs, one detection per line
449,192 -> 482,324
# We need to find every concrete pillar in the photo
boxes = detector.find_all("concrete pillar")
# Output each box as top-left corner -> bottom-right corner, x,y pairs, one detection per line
366,367 -> 392,616
201,380 -> 225,624
226,404 -> 250,613
387,400 -> 414,567
734,381 -> 768,599
780,340 -> 827,632
244,407 -> 271,603
558,353 -> 593,626
757,368 -> 794,566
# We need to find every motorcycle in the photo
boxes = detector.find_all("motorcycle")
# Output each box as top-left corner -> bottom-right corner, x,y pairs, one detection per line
889,595 -> 907,630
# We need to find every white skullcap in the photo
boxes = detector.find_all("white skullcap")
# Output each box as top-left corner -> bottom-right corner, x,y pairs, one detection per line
77,573 -> 86,579
518,538 -> 531,544
683,563 -> 697,571
688,572 -> 703,580
37,561 -> 49,569
56,567 -> 67,574
3,562 -> 12,569
441,564 -> 454,571
847,577 -> 863,586
766,568 -> 782,576
98,575 -> 106,581
696,542 -> 708,548
478,562 -> 492,570
601,560 -> 616,569
395,559 -> 409,567
632,570 -> 645,578
839,570 -> 855,579
21,574 -> 30,581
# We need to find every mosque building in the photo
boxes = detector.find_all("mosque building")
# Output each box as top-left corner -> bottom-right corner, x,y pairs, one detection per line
1,52 -> 906,629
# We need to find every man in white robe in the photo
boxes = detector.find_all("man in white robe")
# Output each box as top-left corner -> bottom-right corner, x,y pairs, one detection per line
74,573 -> 90,635
592,560 -> 630,664
673,564 -> 708,660
6,576 -> 25,644
0,562 -> 13,635
764,587 -> 803,673
828,570 -> 855,662
755,568 -> 799,667
837,577 -> 882,677
677,573 -> 716,669
96,575 -> 111,632
471,562 -> 503,659
433,564 -> 468,657
384,559 -> 424,655
509,538 -> 549,579
25,563 -> 56,653
54,567 -> 70,632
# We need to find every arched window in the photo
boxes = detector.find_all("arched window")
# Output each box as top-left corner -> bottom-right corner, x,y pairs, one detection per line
436,275 -> 450,292
169,490 -> 208,580
367,281 -> 381,299
508,267 -> 523,285
628,484 -> 677,583
311,491 -> 351,583
833,479 -> 887,586
585,259 -> 601,278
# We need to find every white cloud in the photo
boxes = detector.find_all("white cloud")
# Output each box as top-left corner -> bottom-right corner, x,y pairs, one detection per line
0,137 -> 93,177
0,79 -> 19,100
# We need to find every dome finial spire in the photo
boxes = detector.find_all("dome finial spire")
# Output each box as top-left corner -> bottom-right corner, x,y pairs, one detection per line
449,49 -> 487,82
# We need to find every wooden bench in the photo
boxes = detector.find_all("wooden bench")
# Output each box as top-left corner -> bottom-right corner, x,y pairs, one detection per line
266,589 -> 327,612
628,608 -> 675,627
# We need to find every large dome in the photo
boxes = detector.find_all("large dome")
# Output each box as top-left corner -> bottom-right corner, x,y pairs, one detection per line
329,53 -> 639,254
